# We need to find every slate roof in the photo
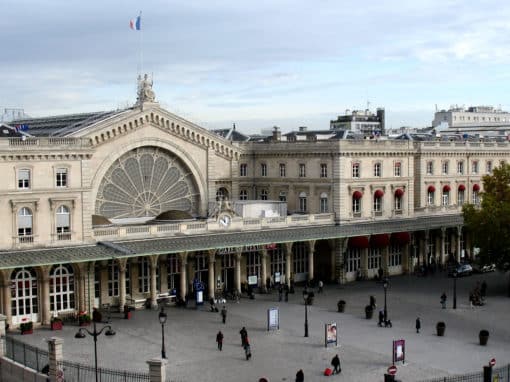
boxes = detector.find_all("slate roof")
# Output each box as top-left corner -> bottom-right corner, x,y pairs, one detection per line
10,110 -> 129,137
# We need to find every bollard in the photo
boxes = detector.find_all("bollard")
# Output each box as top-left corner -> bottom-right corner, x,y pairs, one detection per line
384,373 -> 395,382
483,365 -> 492,382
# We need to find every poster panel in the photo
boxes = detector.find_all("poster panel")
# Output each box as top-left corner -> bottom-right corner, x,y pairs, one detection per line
325,322 -> 338,347
267,307 -> 279,331
393,339 -> 405,364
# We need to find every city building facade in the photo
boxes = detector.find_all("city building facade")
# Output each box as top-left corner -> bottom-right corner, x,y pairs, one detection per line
0,79 -> 503,328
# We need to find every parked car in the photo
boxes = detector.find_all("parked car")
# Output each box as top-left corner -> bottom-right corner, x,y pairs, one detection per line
448,264 -> 473,277
472,263 -> 496,273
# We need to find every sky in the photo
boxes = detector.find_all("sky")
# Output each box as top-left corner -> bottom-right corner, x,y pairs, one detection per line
1,0 -> 510,134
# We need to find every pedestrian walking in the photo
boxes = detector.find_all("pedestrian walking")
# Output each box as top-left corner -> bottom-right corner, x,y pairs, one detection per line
481,280 -> 487,300
331,354 -> 341,374
243,336 -> 251,360
221,306 -> 227,324
240,326 -> 248,346
318,280 -> 324,294
378,310 -> 384,327
440,292 -> 447,309
416,317 -> 421,333
295,369 -> 304,382
370,295 -> 377,309
278,285 -> 283,302
216,330 -> 224,351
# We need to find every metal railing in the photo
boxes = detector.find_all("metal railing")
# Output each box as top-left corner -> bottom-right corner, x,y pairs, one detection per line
4,335 -> 150,382
419,363 -> 510,382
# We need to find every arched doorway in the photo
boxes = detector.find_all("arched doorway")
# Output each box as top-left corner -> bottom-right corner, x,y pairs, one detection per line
50,264 -> 75,313
11,267 -> 39,325
313,240 -> 332,282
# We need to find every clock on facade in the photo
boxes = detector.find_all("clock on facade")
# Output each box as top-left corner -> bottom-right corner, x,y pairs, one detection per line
218,213 -> 232,228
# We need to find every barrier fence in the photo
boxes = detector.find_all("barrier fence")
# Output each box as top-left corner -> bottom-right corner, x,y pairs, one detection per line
419,364 -> 510,382
5,335 -> 150,382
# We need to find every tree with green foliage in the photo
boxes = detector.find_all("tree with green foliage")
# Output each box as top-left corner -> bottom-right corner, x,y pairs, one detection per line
463,163 -> 510,272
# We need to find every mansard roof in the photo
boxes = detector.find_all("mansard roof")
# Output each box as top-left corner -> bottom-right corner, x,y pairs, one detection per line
11,109 -> 131,137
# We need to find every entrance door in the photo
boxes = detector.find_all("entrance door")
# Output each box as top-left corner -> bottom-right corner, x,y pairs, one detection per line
11,268 -> 39,325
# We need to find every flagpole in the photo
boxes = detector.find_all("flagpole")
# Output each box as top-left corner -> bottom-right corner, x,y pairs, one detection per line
139,11 -> 143,75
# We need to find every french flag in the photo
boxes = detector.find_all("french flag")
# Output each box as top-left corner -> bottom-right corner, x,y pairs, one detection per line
130,14 -> 141,30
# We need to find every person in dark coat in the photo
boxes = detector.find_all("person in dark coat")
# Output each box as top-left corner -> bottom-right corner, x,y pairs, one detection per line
295,369 -> 304,382
243,336 -> 251,360
284,285 -> 289,302
221,306 -> 227,324
440,292 -> 447,309
216,331 -> 224,350
331,354 -> 341,374
480,281 -> 487,300
378,310 -> 384,327
92,308 -> 102,323
370,295 -> 376,308
416,317 -> 421,333
240,326 -> 248,346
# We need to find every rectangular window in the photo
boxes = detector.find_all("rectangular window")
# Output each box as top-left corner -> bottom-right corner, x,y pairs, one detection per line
292,242 -> 308,274
138,258 -> 150,293
472,161 -> 479,174
261,163 -> 267,177
394,162 -> 401,177
18,169 -> 30,189
352,163 -> 360,178
299,196 -> 307,212
442,192 -> 449,206
389,245 -> 402,267
442,161 -> 449,175
260,189 -> 268,200
458,190 -> 465,205
299,164 -> 306,177
320,196 -> 328,213
246,253 -> 261,279
374,163 -> 381,177
239,190 -> 248,200
486,161 -> 493,174
320,164 -> 328,178
56,168 -> 68,187
346,249 -> 361,272
426,161 -> 433,175
394,196 -> 402,211
352,198 -> 361,213
279,163 -> 286,177
108,262 -> 119,297
368,248 -> 381,270
373,196 -> 382,212
240,164 -> 247,177
457,161 -> 464,174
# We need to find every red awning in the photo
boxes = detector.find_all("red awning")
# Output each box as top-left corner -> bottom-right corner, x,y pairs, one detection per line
348,236 -> 369,249
390,232 -> 411,244
394,189 -> 404,197
370,234 -> 390,248
458,184 -> 466,191
427,185 -> 436,193
352,191 -> 363,200
473,184 -> 480,192
374,189 -> 384,198
443,185 -> 451,192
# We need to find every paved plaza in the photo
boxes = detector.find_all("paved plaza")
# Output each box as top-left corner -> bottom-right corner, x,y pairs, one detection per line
12,271 -> 510,382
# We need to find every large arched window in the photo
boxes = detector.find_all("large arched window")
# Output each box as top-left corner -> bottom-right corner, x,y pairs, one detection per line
50,264 -> 75,312
56,205 -> 71,240
11,267 -> 38,324
18,207 -> 33,243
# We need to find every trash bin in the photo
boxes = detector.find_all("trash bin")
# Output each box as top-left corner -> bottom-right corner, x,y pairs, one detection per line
384,374 -> 395,382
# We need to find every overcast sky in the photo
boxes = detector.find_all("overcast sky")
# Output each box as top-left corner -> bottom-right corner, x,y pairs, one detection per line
1,0 -> 509,133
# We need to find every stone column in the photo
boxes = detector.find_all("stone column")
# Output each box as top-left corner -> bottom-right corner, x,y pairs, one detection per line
333,238 -> 347,284
234,250 -> 242,293
41,272 -> 51,325
159,255 -> 168,295
179,252 -> 188,300
361,247 -> 369,279
307,240 -> 315,282
149,256 -> 159,309
118,258 -> 127,312
1,271 -> 12,324
208,250 -> 216,300
456,226 -> 462,263
260,249 -> 268,293
283,242 -> 292,287
441,227 -> 446,265
147,358 -> 167,382
0,314 -> 6,356
382,246 -> 389,277
47,337 -> 64,382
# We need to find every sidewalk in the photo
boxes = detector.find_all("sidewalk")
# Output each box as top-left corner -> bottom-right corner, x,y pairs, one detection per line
12,271 -> 510,381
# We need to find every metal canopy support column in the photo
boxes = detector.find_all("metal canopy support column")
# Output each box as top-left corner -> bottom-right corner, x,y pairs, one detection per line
208,250 -> 216,300
441,227 -> 446,265
234,249 -> 242,294
179,252 -> 188,301
41,269 -> 51,325
118,258 -> 127,312
456,226 -> 462,263
283,242 -> 293,287
149,255 -> 158,309
260,248 -> 268,293
307,240 -> 315,282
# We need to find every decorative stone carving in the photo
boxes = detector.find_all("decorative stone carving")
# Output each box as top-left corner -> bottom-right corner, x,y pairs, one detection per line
136,74 -> 156,104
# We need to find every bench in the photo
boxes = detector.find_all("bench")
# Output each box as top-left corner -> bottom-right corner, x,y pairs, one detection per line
126,297 -> 148,310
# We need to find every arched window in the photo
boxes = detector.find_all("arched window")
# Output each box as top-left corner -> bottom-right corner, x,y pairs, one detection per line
18,207 -> 33,243
56,205 -> 71,240
50,264 -> 75,312
427,185 -> 435,206
11,267 -> 38,323
320,192 -> 328,213
299,192 -> 307,212
442,185 -> 451,206
239,189 -> 248,201
394,189 -> 404,211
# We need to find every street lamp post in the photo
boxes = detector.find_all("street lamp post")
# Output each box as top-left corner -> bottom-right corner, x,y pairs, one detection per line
159,306 -> 168,359
383,278 -> 389,323
453,271 -> 458,309
75,321 -> 116,382
303,291 -> 309,337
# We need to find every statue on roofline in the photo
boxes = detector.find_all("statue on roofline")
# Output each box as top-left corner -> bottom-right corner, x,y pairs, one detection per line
136,73 -> 156,104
